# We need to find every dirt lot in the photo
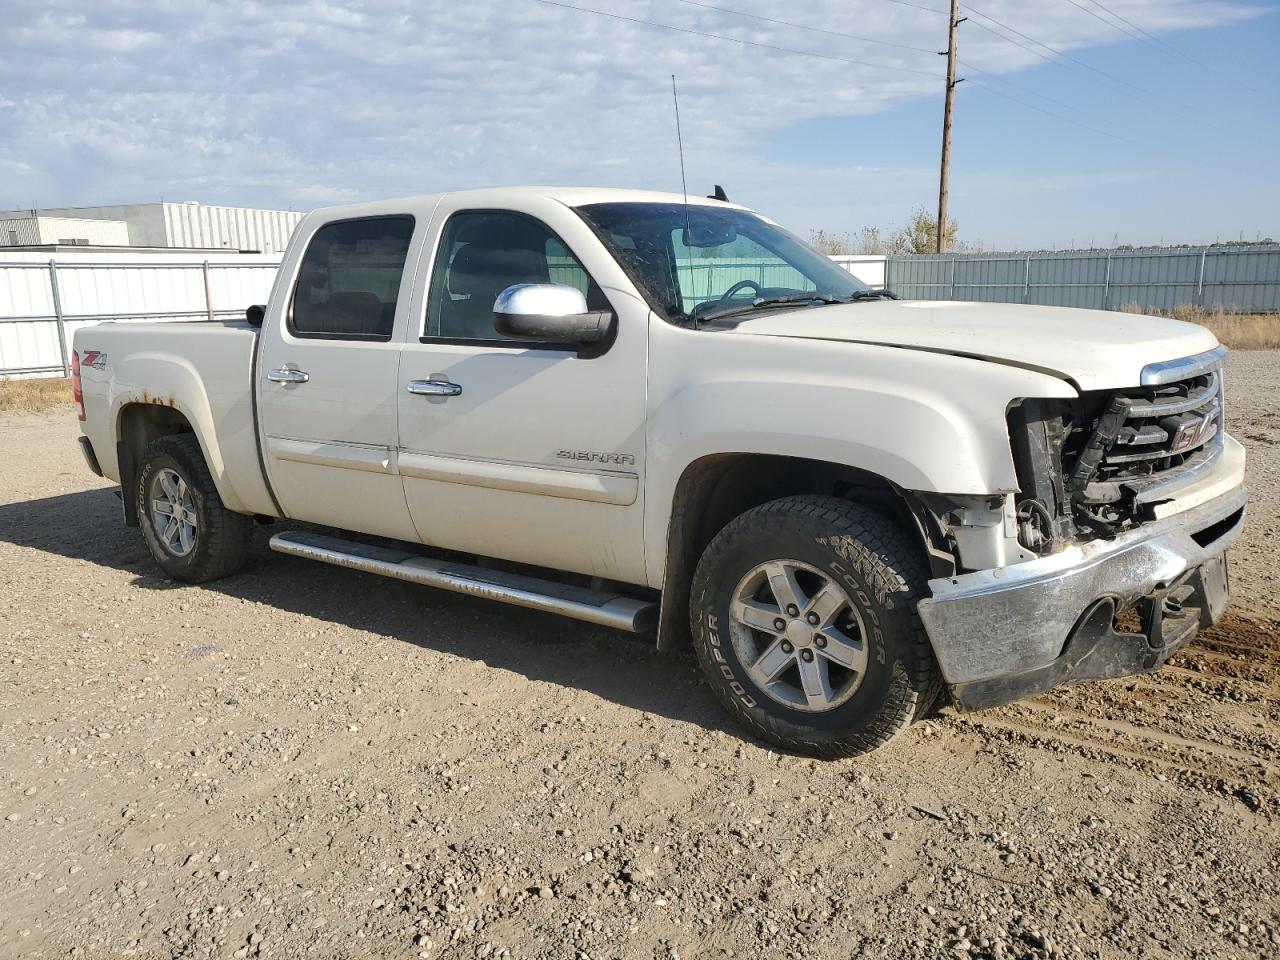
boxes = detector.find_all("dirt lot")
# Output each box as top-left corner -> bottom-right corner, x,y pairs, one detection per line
2,355 -> 1278,960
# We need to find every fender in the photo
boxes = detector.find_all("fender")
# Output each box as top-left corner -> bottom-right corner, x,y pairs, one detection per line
642,327 -> 1078,588
109,343 -> 276,517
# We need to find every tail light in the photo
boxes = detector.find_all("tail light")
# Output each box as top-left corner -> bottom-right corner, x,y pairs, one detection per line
71,350 -> 85,421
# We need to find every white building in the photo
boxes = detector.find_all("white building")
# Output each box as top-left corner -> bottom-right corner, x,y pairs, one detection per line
0,214 -> 131,248
0,202 -> 304,253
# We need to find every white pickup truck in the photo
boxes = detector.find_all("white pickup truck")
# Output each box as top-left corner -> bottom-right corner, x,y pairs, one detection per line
72,187 -> 1246,756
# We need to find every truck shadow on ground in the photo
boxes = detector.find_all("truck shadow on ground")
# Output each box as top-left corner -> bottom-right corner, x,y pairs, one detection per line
0,487 -> 733,737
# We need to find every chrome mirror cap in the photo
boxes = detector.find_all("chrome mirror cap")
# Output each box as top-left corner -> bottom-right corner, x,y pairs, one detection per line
493,283 -> 588,318
493,283 -> 612,347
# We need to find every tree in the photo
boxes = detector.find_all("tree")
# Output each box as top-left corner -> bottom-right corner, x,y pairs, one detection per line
810,207 -> 962,256
901,207 -> 958,255
853,225 -> 911,256
807,228 -> 854,255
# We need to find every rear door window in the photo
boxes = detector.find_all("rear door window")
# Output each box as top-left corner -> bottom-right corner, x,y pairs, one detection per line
290,216 -> 415,341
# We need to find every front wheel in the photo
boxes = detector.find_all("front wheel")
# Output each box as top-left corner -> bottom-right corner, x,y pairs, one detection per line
689,496 -> 940,757
136,434 -> 253,584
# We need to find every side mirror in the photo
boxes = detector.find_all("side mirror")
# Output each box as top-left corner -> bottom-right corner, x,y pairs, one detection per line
493,284 -> 612,344
246,304 -> 265,327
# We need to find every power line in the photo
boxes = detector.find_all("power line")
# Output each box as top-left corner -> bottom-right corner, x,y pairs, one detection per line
530,0 -> 944,79
865,0 -> 1172,105
1078,0 -> 1221,66
959,2 -> 1163,100
1063,0 -> 1153,45
673,0 -> 939,56
870,0 -> 949,14
673,0 -> 1114,126
1068,0 -> 1258,91
532,0 -> 1136,146
870,0 -> 1231,105
966,78 -> 1134,144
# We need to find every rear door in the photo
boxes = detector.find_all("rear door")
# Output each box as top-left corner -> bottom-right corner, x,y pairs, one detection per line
257,211 -> 421,540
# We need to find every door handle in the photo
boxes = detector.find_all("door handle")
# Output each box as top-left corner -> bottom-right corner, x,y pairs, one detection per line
267,368 -> 310,384
406,379 -> 462,397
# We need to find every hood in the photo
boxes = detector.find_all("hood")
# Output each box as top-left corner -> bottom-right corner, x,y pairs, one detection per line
727,300 -> 1220,391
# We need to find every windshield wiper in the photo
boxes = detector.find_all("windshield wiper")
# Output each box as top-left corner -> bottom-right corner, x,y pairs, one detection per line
695,292 -> 842,323
842,289 -> 899,301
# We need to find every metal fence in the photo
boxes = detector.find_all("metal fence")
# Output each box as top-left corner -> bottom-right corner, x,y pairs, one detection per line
0,252 -> 281,377
884,245 -> 1280,313
6,244 -> 1277,380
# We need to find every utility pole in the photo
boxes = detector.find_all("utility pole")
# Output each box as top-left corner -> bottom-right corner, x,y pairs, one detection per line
936,0 -> 964,254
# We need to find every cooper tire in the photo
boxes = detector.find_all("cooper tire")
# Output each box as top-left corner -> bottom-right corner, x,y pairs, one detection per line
690,495 -> 940,757
136,434 -> 253,584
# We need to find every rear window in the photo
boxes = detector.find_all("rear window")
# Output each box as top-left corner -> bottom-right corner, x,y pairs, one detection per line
290,216 -> 415,341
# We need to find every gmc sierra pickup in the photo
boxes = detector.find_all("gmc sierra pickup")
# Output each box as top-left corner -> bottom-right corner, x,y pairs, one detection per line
72,187 -> 1246,756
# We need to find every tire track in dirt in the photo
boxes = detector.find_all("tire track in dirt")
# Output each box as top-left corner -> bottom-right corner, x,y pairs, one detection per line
946,615 -> 1280,806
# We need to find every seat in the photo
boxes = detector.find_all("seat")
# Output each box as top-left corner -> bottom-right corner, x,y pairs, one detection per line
324,291 -> 390,337
439,240 -> 548,340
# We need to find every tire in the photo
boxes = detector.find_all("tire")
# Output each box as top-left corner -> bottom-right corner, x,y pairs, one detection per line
689,495 -> 941,758
136,434 -> 253,584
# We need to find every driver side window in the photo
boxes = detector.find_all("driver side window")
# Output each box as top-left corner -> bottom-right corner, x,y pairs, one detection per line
424,211 -> 608,343
670,229 -> 815,314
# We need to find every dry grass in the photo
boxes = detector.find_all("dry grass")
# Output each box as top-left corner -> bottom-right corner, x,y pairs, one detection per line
0,376 -> 74,415
1195,314 -> 1280,351
1121,303 -> 1280,350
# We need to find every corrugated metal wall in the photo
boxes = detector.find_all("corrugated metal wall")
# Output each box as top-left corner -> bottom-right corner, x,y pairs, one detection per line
7,244 -> 1275,379
0,251 -> 281,377
885,245 -> 1280,313
162,204 -> 302,254
0,218 -> 43,246
18,203 -> 303,252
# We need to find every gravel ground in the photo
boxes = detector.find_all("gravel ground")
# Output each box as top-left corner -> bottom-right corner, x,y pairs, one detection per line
1,354 -> 1278,960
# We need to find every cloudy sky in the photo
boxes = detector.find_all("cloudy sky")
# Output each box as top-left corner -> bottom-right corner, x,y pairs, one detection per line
1,0 -> 1276,249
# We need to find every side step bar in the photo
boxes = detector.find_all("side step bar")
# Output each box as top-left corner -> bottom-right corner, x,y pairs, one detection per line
269,531 -> 657,633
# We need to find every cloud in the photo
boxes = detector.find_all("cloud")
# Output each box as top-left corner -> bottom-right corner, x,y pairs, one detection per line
0,0 -> 1266,240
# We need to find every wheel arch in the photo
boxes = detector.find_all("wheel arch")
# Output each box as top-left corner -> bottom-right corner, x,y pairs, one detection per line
116,401 -> 218,526
654,453 -> 955,651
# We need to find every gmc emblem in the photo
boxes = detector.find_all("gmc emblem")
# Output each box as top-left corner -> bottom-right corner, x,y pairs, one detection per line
1170,414 -> 1212,454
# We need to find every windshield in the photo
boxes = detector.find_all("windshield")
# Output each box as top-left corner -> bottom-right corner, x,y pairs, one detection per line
575,202 -> 870,325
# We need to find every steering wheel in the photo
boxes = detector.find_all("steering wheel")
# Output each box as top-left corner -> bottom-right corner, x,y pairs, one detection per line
719,279 -> 762,302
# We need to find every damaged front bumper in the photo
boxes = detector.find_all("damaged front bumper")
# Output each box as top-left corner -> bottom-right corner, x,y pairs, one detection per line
917,482 -> 1247,712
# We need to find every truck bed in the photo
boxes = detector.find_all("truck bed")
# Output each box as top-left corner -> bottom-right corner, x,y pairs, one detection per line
75,319 -> 277,517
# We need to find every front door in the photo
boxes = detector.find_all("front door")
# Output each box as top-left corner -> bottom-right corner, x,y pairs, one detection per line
396,200 -> 648,584
258,213 -> 419,540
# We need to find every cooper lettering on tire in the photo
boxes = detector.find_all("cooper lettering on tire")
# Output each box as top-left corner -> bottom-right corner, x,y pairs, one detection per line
689,495 -> 940,758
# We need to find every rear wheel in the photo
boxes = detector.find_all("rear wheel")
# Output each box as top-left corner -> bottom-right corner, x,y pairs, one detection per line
136,434 -> 253,583
689,495 -> 940,757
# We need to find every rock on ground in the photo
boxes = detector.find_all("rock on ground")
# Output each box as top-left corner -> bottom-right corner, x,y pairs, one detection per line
1,354 -> 1278,959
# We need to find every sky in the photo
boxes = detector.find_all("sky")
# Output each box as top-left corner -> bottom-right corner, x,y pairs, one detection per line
0,0 -> 1276,251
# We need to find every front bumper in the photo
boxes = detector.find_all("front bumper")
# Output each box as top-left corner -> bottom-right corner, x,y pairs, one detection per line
917,482 -> 1247,711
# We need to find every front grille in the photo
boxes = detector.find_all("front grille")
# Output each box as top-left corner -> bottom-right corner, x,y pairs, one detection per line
1084,369 -> 1224,503
1008,350 -> 1228,548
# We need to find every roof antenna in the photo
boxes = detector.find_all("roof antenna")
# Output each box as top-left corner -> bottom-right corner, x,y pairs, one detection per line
672,74 -> 696,329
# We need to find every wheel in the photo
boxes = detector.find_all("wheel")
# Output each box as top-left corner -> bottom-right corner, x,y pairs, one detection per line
136,434 -> 253,584
689,495 -> 941,757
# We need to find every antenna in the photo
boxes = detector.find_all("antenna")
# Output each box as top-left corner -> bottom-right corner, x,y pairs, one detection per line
672,74 -> 696,328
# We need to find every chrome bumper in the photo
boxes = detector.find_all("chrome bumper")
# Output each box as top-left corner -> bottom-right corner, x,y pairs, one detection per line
917,482 -> 1247,710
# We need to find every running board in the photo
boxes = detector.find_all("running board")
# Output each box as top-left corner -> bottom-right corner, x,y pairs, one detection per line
269,531 -> 657,633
